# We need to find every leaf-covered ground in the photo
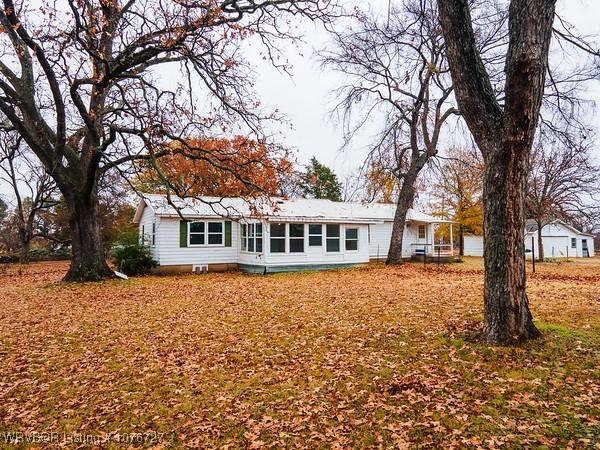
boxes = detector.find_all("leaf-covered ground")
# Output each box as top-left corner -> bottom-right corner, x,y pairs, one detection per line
1,258 -> 599,448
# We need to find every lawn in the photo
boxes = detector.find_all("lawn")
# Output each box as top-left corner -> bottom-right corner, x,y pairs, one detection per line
1,258 -> 599,448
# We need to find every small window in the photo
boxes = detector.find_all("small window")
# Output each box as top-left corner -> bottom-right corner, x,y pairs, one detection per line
242,223 -> 263,253
571,237 -> 577,249
189,222 -> 205,245
345,227 -> 358,251
151,222 -> 156,246
270,223 -> 286,253
418,224 -> 426,239
256,223 -> 263,252
289,224 -> 304,253
241,224 -> 247,251
326,224 -> 340,252
308,224 -> 322,246
207,222 -> 223,245
141,225 -> 145,244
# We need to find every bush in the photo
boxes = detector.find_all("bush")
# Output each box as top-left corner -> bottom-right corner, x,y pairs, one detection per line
113,241 -> 157,276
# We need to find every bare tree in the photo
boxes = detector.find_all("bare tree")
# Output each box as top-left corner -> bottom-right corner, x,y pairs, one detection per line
321,0 -> 458,264
0,0 -> 336,281
0,131 -> 59,261
526,132 -> 600,261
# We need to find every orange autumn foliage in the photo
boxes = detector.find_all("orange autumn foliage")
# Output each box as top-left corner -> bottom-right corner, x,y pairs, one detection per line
139,136 -> 290,197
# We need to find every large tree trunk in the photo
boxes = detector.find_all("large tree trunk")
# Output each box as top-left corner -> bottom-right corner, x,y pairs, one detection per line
63,189 -> 113,282
387,173 -> 418,264
481,144 -> 541,344
536,217 -> 544,262
438,0 -> 554,344
458,224 -> 464,256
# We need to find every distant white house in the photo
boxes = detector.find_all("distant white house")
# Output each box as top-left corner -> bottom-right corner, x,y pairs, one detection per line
133,194 -> 453,273
463,219 -> 595,258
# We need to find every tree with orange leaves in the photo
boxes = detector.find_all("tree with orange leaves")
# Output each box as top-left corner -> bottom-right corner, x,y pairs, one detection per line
136,136 -> 291,198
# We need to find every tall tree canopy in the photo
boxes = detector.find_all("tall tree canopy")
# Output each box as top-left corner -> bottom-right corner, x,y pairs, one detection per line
299,157 -> 343,201
135,136 -> 291,198
0,0 -> 334,280
321,0 -> 458,263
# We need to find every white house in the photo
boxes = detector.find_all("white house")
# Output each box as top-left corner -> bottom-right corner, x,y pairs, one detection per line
463,219 -> 595,258
524,219 -> 595,258
133,194 -> 453,274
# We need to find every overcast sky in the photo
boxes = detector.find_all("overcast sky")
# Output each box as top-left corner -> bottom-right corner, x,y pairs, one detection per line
1,0 -> 599,203
250,0 -> 600,180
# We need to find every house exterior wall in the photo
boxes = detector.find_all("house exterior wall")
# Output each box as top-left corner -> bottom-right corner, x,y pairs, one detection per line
260,222 -> 370,268
155,217 -> 240,268
138,206 -> 159,260
138,203 -> 450,273
368,221 -> 435,260
463,223 -> 594,258
463,235 -> 484,257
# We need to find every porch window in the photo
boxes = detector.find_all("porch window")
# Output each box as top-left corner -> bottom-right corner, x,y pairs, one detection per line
418,224 -> 426,239
308,224 -> 322,246
345,228 -> 358,251
242,223 -> 263,253
326,224 -> 340,252
571,238 -> 577,249
270,223 -> 286,253
189,222 -> 205,245
289,224 -> 305,253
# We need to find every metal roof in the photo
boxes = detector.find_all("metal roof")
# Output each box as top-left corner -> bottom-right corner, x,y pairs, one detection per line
133,194 -> 451,224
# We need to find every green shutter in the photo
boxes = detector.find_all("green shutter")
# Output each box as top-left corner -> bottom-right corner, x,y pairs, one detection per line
179,220 -> 188,247
225,221 -> 232,247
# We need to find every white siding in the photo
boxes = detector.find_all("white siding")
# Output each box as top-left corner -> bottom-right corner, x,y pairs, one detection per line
157,217 -> 239,266
138,206 -> 159,260
463,235 -> 484,257
368,221 -> 435,259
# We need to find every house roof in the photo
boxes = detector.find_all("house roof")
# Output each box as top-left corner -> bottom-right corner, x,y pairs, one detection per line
524,218 -> 594,237
133,193 -> 451,225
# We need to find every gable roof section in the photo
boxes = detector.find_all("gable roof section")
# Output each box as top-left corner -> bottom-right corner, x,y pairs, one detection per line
524,218 -> 594,237
133,193 -> 450,224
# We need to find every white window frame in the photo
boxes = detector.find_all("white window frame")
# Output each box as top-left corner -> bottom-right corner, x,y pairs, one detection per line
141,225 -> 146,244
269,222 -> 287,253
188,221 -> 225,247
206,221 -> 224,246
188,221 -> 206,246
288,223 -> 305,253
308,224 -> 323,247
241,222 -> 263,253
345,227 -> 359,252
151,222 -> 156,246
571,237 -> 577,249
326,224 -> 341,253
418,224 -> 426,239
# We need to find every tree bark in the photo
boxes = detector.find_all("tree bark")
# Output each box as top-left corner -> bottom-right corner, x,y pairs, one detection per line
62,189 -> 113,282
387,172 -> 418,264
458,224 -> 464,256
481,144 -> 540,343
438,0 -> 555,344
536,217 -> 544,261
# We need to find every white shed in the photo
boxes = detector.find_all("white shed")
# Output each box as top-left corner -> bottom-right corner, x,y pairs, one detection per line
524,219 -> 595,259
133,194 -> 452,273
462,219 -> 595,259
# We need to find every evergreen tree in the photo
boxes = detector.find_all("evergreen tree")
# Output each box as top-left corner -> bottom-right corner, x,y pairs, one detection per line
300,157 -> 343,201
